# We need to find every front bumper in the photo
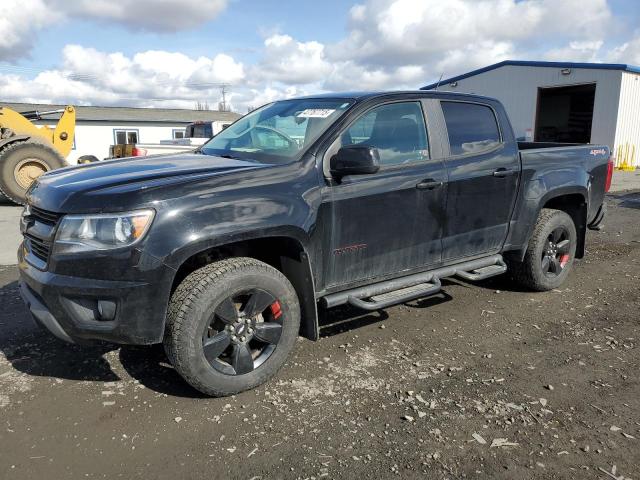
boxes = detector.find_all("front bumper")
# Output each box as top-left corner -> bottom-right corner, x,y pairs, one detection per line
18,246 -> 175,345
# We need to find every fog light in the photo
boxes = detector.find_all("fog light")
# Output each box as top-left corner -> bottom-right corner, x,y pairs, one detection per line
97,300 -> 117,321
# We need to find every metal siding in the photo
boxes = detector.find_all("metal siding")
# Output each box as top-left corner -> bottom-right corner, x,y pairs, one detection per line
614,72 -> 640,168
435,65 -> 622,148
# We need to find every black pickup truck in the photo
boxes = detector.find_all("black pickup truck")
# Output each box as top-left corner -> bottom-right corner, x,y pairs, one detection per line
18,91 -> 613,396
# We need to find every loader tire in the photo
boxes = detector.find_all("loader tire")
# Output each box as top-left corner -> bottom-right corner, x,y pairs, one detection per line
0,141 -> 65,205
77,155 -> 100,164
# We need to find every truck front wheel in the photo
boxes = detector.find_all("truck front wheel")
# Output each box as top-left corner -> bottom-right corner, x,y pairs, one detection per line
164,258 -> 301,397
509,208 -> 577,291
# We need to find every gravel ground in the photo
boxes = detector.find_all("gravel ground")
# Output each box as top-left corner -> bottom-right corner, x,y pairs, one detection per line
0,191 -> 638,480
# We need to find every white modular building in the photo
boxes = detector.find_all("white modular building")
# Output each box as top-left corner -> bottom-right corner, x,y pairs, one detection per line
421,61 -> 640,169
0,102 -> 241,164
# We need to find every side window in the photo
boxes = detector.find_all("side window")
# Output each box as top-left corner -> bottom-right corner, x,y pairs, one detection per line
342,102 -> 429,166
114,129 -> 139,145
441,102 -> 501,156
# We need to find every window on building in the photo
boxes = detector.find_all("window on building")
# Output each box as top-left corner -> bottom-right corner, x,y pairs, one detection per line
441,102 -> 501,155
114,129 -> 139,145
172,129 -> 185,139
341,102 -> 429,166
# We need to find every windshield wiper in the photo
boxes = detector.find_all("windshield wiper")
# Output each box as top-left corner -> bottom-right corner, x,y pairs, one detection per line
219,153 -> 241,160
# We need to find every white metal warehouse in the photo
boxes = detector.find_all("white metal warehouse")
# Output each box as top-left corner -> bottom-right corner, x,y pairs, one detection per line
421,60 -> 640,170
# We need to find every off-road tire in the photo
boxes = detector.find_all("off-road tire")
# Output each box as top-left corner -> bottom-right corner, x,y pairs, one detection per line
164,257 -> 301,397
0,141 -> 65,205
508,208 -> 577,291
77,155 -> 100,164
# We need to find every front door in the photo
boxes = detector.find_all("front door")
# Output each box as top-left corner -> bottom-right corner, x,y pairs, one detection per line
323,101 -> 447,288
439,100 -> 520,260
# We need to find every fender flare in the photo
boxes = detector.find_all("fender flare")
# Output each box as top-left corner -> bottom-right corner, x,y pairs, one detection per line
514,186 -> 589,261
165,226 -> 320,341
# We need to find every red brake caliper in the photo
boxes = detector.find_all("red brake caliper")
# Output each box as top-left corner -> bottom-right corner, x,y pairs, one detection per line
559,254 -> 570,268
270,301 -> 282,320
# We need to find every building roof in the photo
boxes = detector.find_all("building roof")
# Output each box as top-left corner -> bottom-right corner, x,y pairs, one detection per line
0,102 -> 241,124
421,60 -> 640,90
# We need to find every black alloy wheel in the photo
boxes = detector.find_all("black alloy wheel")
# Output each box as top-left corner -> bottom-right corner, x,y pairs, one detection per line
164,257 -> 301,397
541,226 -> 571,277
507,208 -> 577,292
203,288 -> 284,376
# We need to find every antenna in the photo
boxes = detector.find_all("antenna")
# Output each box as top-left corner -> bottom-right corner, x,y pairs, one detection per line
434,73 -> 444,91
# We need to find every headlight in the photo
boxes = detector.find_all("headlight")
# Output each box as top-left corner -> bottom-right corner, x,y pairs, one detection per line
54,209 -> 155,254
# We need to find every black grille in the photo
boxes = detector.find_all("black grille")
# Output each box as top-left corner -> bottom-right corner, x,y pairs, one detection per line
25,234 -> 52,262
30,206 -> 61,226
23,206 -> 62,265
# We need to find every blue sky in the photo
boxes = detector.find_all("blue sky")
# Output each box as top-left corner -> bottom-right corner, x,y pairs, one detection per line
27,1 -> 355,68
2,0 -> 640,111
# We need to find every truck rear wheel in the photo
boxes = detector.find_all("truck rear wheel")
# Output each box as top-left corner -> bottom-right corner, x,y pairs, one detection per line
164,258 -> 301,397
0,141 -> 65,205
509,208 -> 577,291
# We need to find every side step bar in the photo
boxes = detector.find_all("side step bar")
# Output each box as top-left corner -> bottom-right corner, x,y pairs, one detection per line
321,255 -> 507,311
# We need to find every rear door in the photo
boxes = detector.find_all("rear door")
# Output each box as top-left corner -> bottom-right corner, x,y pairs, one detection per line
321,100 -> 447,288
438,100 -> 520,260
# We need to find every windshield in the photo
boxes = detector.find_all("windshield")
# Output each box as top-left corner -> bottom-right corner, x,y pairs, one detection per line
199,98 -> 354,163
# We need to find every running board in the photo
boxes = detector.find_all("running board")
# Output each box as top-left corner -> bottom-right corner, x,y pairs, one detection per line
348,278 -> 442,311
321,254 -> 506,310
455,260 -> 507,281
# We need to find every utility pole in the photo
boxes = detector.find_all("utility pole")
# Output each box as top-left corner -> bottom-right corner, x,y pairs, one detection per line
219,84 -> 230,112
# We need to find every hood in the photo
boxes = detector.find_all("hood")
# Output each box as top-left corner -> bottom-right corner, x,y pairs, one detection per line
27,153 -> 270,213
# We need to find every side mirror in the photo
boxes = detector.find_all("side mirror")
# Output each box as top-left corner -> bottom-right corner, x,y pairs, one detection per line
330,145 -> 380,178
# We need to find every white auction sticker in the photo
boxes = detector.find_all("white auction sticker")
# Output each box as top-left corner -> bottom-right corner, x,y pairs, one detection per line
296,109 -> 336,118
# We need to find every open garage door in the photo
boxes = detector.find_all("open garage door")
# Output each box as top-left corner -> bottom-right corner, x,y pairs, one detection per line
534,83 -> 596,143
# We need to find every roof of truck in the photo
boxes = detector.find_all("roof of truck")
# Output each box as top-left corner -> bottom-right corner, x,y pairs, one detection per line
294,90 -> 496,101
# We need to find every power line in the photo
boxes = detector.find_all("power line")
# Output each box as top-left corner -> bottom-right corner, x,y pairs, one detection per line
1,63 -> 236,109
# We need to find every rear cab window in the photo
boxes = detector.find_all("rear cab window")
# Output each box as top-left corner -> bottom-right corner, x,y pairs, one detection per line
441,101 -> 501,156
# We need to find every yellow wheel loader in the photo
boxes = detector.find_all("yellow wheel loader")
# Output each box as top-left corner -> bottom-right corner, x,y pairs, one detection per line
0,106 -> 76,205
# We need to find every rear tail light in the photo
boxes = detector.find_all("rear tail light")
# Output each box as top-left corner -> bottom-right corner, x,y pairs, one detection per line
604,155 -> 614,193
132,147 -> 148,157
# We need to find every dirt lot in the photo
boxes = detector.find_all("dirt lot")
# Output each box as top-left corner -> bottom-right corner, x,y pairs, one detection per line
0,192 -> 638,480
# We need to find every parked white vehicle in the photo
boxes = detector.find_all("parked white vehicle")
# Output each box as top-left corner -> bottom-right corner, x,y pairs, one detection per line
109,120 -> 233,158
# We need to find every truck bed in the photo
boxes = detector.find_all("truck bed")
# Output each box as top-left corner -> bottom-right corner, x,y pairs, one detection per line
517,141 -> 610,232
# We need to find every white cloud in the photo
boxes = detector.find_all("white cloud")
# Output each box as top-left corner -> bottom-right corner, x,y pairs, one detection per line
608,34 -> 640,65
0,0 -> 61,61
545,41 -> 604,62
2,0 -> 637,113
0,45 -> 245,109
53,0 -> 228,32
0,0 -> 228,61
331,0 -> 612,70
252,34 -> 333,85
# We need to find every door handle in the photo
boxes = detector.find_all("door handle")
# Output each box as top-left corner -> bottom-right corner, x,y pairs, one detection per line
416,179 -> 443,190
493,168 -> 517,178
